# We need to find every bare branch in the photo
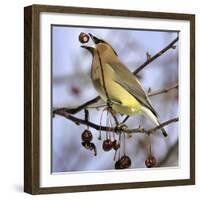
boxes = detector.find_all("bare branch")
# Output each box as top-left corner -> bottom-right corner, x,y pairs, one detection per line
142,118 -> 178,134
133,36 -> 179,75
148,84 -> 178,97
122,118 -> 178,134
53,96 -> 100,115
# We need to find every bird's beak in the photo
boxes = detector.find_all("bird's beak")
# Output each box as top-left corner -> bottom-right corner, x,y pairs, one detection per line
80,45 -> 94,54
88,33 -> 101,44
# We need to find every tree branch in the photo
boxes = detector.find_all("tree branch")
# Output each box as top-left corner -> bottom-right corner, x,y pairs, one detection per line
53,96 -> 100,115
148,84 -> 178,97
133,36 -> 179,75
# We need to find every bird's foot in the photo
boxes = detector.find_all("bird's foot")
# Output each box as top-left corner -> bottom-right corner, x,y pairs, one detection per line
106,99 -> 113,108
115,123 -> 128,132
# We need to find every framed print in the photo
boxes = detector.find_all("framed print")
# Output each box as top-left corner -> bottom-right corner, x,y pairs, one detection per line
24,4 -> 195,194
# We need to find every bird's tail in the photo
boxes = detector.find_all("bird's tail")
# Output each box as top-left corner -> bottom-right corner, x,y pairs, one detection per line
141,107 -> 168,137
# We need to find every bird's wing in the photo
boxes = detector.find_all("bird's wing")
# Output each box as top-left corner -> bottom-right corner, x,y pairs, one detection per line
107,62 -> 158,117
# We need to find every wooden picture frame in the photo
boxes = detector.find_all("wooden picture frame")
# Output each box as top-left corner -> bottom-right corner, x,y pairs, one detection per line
24,4 -> 195,194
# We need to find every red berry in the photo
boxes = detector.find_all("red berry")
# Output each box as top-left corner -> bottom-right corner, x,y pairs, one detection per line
79,32 -> 89,43
115,160 -> 122,169
112,140 -> 120,150
145,155 -> 157,168
115,155 -> 132,169
81,129 -> 93,142
119,155 -> 132,169
102,139 -> 113,151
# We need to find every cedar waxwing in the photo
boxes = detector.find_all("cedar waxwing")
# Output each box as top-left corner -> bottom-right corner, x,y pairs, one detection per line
81,33 -> 168,137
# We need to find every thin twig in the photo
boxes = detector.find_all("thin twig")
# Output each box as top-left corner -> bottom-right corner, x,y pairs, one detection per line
122,118 -> 178,134
53,96 -> 100,115
133,36 -> 179,75
148,84 -> 178,97
142,118 -> 178,134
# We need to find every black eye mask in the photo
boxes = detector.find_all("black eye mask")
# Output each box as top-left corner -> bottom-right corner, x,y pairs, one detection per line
89,33 -> 118,56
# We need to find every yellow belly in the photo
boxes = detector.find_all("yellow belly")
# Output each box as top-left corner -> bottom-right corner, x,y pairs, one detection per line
96,79 -> 141,116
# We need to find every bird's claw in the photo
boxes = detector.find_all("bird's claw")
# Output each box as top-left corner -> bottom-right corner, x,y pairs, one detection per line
115,123 -> 128,132
106,99 -> 113,108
